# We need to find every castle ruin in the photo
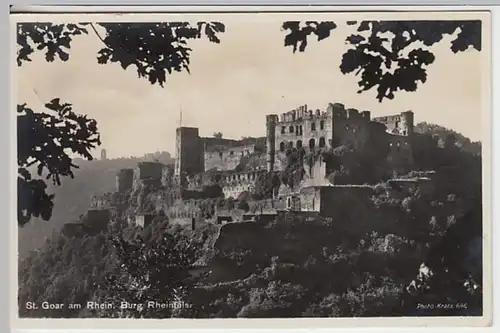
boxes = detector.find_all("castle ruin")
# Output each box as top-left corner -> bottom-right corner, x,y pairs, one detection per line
105,102 -> 433,229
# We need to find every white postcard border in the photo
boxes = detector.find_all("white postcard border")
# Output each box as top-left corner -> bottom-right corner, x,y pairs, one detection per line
9,6 -> 493,330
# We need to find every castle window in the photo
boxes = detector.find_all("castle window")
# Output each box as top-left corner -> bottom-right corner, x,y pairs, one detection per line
299,125 -> 303,135
309,138 -> 316,149
320,120 -> 324,130
345,125 -> 349,131
219,152 -> 223,159
311,122 -> 316,131
281,126 -> 286,134
296,125 -> 300,136
402,130 -> 407,135
230,151 -> 234,156
288,141 -> 293,149
289,126 -> 294,133
245,150 -> 250,155
319,137 -> 326,148
389,142 -> 393,147
280,142 -> 285,152
296,140 -> 303,149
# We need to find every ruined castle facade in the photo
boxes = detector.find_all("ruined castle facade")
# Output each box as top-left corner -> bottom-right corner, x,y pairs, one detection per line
113,102 -> 416,203
94,102 -> 432,230
174,127 -> 266,186
265,102 -> 414,173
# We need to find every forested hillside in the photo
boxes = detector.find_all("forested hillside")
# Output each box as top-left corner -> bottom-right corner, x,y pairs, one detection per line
17,123 -> 484,318
17,151 -> 173,259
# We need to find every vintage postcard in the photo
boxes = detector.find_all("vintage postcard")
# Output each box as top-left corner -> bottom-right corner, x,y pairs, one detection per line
11,6 -> 492,330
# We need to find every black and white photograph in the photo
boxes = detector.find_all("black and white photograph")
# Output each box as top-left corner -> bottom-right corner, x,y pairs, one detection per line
13,8 -> 492,327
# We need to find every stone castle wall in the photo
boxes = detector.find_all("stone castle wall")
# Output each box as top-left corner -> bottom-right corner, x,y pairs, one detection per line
204,144 -> 257,172
372,111 -> 414,136
173,102 -> 417,199
248,198 -> 286,215
175,127 -> 205,179
84,209 -> 111,234
274,105 -> 333,155
136,161 -> 164,180
220,170 -> 266,199
298,185 -> 374,217
116,168 -> 134,192
268,103 -> 416,176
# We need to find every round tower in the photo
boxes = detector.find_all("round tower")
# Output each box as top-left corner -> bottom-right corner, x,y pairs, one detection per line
266,114 -> 279,172
400,111 -> 414,136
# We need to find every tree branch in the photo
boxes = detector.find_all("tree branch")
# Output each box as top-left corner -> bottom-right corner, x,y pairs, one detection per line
89,23 -> 109,47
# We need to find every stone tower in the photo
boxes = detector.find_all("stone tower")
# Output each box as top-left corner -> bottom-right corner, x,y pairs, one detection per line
399,111 -> 414,136
266,114 -> 278,172
174,127 -> 204,184
101,149 -> 107,160
116,168 -> 134,192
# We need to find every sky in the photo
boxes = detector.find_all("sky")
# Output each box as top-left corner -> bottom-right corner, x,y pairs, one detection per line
16,14 -> 487,158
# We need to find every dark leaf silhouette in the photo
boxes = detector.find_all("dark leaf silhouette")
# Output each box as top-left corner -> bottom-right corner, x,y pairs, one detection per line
17,22 -> 225,226
17,101 -> 101,226
17,22 -> 226,87
282,20 -> 481,102
16,23 -> 88,66
282,21 -> 337,53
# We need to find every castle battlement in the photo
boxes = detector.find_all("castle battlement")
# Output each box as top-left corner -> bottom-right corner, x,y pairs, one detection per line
372,110 -> 414,136
173,102 -> 417,199
279,104 -> 330,123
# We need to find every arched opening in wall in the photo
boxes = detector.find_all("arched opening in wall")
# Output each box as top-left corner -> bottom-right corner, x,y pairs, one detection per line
309,138 -> 315,149
299,125 -> 303,135
288,141 -> 294,149
280,142 -> 285,152
297,140 -> 303,149
230,151 -> 234,156
281,126 -> 286,134
245,150 -> 249,155
320,120 -> 324,130
319,137 -> 326,148
219,152 -> 223,159
311,122 -> 316,131
289,125 -> 294,133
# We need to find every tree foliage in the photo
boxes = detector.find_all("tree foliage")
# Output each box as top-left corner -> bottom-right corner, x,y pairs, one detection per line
16,22 -> 225,227
17,21 -> 225,86
17,100 -> 101,226
94,231 -> 197,318
282,20 -> 481,101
